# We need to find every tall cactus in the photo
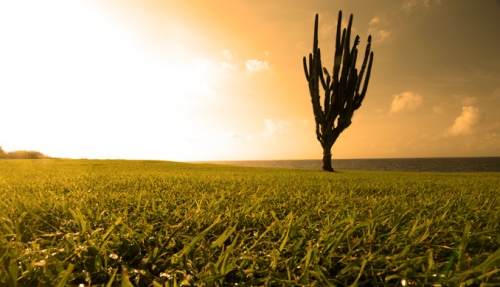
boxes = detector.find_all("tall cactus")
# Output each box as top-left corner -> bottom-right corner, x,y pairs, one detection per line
303,11 -> 374,171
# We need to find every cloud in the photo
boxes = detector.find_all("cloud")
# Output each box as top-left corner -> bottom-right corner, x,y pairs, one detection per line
225,131 -> 253,141
367,17 -> 390,43
389,92 -> 423,114
220,49 -> 237,71
402,0 -> 441,12
263,119 -> 291,137
444,106 -> 482,136
221,61 -> 237,71
403,0 -> 423,11
369,17 -> 381,25
373,29 -> 390,43
245,59 -> 271,72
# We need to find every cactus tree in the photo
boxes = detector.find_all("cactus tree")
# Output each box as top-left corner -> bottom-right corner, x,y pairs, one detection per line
303,11 -> 374,172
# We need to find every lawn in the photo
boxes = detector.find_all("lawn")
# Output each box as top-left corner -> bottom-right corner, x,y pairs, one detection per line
1,159 -> 499,286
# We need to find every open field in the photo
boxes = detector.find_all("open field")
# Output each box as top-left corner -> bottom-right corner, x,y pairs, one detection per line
1,159 -> 500,286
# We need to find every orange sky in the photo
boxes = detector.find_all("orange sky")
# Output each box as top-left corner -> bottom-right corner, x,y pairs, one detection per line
1,0 -> 500,161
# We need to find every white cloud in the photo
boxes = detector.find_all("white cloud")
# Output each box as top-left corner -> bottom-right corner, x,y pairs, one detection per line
225,131 -> 253,141
402,0 -> 441,12
389,92 -> 423,114
220,49 -> 237,71
245,59 -> 271,72
222,49 -> 232,60
444,106 -> 482,136
263,119 -> 291,137
221,61 -> 237,71
374,29 -> 390,42
403,0 -> 421,11
368,17 -> 390,43
369,17 -> 380,25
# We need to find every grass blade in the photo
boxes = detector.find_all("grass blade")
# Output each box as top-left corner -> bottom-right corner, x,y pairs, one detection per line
56,263 -> 74,287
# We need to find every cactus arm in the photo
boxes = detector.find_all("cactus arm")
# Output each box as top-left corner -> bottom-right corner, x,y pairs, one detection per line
355,35 -> 372,95
338,28 -> 352,119
332,11 -> 343,92
340,15 -> 353,82
324,71 -> 331,115
315,122 -> 324,147
350,37 -> 360,71
340,44 -> 352,87
313,14 -> 319,55
305,52 -> 321,123
308,14 -> 326,123
314,52 -> 326,122
308,53 -> 314,82
355,51 -> 374,109
310,79 -> 323,125
337,80 -> 345,120
332,28 -> 346,93
317,50 -> 328,91
343,70 -> 358,128
303,56 -> 310,82
347,50 -> 358,104
335,11 -> 342,56
353,35 -> 372,110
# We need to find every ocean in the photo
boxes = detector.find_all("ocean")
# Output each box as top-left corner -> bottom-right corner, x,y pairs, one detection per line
194,157 -> 500,172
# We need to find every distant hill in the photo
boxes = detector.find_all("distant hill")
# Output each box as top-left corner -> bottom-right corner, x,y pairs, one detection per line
0,146 -> 50,159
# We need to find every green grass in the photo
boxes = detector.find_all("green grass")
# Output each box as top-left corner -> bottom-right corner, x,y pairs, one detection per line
1,159 -> 499,286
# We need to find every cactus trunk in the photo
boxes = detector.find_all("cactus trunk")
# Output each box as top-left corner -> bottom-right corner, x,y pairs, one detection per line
322,146 -> 334,172
303,11 -> 374,172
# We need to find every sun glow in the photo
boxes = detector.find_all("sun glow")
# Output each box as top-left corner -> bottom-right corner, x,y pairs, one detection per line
0,0 -> 229,160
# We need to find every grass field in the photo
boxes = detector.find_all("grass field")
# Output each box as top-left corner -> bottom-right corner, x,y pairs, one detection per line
1,159 -> 499,286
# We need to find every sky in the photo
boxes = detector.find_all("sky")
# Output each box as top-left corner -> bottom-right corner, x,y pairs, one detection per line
1,0 -> 500,161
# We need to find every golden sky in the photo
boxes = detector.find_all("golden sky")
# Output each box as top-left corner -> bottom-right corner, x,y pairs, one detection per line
1,0 -> 500,161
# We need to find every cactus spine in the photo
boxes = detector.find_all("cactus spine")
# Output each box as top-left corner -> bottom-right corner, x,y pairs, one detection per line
303,11 -> 374,171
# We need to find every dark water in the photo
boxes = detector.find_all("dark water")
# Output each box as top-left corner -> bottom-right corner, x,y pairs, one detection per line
196,157 -> 500,172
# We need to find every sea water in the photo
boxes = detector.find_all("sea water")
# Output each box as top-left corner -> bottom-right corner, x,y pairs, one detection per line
195,157 -> 500,172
